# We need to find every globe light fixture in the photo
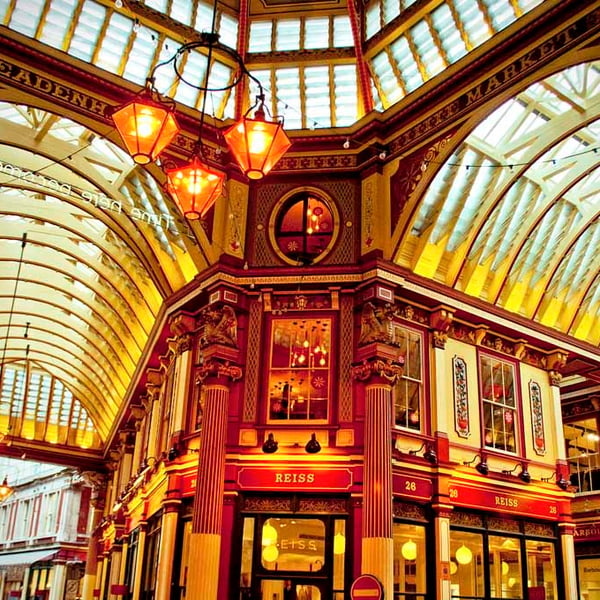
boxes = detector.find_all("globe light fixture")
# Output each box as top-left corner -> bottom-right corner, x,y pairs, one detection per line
455,544 -> 473,565
333,532 -> 346,555
110,12 -> 291,221
401,539 -> 417,561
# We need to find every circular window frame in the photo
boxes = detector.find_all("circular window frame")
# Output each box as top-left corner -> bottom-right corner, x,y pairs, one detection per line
268,187 -> 340,266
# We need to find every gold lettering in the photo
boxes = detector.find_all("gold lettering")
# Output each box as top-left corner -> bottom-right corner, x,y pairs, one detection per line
13,68 -> 34,87
32,76 -> 53,94
275,473 -> 283,483
466,85 -> 484,105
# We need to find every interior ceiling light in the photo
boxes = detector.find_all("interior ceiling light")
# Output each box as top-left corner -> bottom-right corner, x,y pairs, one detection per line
111,8 -> 291,221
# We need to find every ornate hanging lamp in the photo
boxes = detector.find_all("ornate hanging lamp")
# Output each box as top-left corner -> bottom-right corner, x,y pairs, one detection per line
110,3 -> 291,220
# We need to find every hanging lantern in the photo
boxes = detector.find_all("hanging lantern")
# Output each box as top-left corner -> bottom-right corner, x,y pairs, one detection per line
112,93 -> 180,165
165,156 -> 225,220
224,107 -> 291,180
0,477 -> 14,502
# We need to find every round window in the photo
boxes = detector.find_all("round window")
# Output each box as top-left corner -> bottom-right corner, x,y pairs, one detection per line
270,190 -> 338,265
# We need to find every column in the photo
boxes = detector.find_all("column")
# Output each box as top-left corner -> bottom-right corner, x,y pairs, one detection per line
186,355 -> 241,600
352,340 -> 403,599
559,522 -> 578,599
432,504 -> 453,600
130,523 -> 147,600
80,474 -> 107,600
154,476 -> 182,600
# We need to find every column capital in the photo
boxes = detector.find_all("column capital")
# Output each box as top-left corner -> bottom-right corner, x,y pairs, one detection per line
352,356 -> 404,384
197,357 -> 243,384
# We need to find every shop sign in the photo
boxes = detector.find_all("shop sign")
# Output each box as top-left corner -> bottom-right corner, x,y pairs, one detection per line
237,467 -> 353,490
393,473 -> 433,500
575,523 -> 600,542
448,483 -> 560,519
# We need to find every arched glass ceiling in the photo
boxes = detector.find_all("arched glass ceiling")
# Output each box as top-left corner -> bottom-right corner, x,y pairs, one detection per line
0,0 -> 542,129
0,103 -> 200,444
397,61 -> 600,344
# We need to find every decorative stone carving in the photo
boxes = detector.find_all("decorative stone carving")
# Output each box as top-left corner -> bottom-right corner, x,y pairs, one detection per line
200,305 -> 238,348
196,358 -> 243,383
351,358 -> 403,384
358,301 -> 393,345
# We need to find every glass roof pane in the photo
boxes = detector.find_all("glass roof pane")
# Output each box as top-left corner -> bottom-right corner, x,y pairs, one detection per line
96,12 -> 134,74
383,0 -> 400,26
170,0 -> 193,27
333,15 -> 353,47
371,50 -> 404,108
305,66 -> 331,128
122,27 -> 160,85
68,0 -> 108,62
305,17 -> 329,50
334,65 -> 359,126
481,0 -> 517,31
8,0 -> 44,37
366,2 -> 381,39
454,0 -> 492,48
219,12 -> 239,49
249,21 -> 273,52
0,0 -> 9,23
276,19 -> 301,51
145,0 -> 168,12
390,36 -> 423,92
411,20 -> 446,79
431,4 -> 468,63
274,68 -> 302,129
39,0 -> 78,50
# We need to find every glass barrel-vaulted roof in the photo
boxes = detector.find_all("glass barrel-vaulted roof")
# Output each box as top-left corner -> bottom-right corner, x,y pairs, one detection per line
0,103 -> 199,446
397,61 -> 600,344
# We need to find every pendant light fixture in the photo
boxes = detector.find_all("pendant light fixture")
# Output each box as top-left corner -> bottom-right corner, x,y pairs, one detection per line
111,4 -> 291,220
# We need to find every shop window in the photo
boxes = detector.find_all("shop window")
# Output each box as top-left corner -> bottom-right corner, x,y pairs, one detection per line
393,522 -> 427,598
450,530 -> 485,599
577,556 -> 600,600
270,191 -> 338,265
140,513 -> 162,600
450,529 -> 558,600
393,325 -> 423,431
480,354 -> 517,453
239,513 -> 346,600
564,417 -> 600,492
123,528 -> 139,600
267,317 -> 331,423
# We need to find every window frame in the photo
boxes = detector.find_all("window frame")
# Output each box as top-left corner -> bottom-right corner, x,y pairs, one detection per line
392,321 -> 427,434
264,312 -> 335,426
478,350 -> 523,456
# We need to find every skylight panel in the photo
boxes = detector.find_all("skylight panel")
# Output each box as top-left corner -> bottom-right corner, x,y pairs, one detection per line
390,36 -> 423,93
304,17 -> 329,50
96,12 -> 134,74
69,1 -> 108,63
274,68 -> 302,129
9,0 -> 44,37
382,0 -> 401,26
276,19 -> 301,51
366,1 -> 382,40
0,0 -> 9,23
170,0 -> 192,27
333,15 -> 353,47
333,65 -> 358,126
39,0 -> 78,50
410,21 -> 446,79
480,0 -> 517,31
454,0 -> 492,48
195,1 -> 217,34
219,12 -> 239,49
145,0 -> 168,12
431,4 -> 468,63
371,50 -> 405,108
249,21 -> 273,53
305,66 -> 331,128
172,52 -> 206,107
123,28 -> 160,86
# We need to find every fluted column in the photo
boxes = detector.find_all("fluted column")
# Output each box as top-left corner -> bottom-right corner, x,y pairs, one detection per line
352,344 -> 403,599
559,522 -> 578,599
154,476 -> 182,600
80,474 -> 107,600
186,356 -> 242,600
